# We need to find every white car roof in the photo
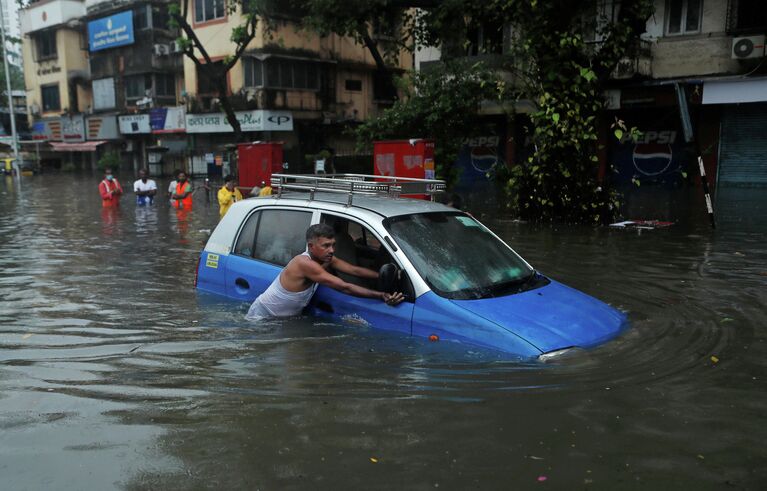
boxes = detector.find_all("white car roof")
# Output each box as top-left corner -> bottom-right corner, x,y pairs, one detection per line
204,191 -> 456,255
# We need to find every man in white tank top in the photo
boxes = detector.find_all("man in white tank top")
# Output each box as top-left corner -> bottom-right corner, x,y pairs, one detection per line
246,223 -> 404,320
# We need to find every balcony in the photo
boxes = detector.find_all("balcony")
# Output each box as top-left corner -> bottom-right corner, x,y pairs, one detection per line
611,39 -> 652,80
20,0 -> 86,35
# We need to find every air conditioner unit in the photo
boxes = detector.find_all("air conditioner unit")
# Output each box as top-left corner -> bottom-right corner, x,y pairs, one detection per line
732,35 -> 766,59
30,103 -> 40,115
153,44 -> 170,56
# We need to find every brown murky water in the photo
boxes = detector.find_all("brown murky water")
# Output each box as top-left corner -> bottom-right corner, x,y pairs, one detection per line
1,173 -> 765,489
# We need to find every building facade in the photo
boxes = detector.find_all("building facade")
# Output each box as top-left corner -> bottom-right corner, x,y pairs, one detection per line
180,3 -> 412,176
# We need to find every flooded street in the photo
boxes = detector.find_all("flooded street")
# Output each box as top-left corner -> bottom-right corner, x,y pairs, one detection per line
1,173 -> 765,489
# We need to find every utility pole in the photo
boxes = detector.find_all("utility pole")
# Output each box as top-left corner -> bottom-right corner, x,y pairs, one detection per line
0,1 -> 19,175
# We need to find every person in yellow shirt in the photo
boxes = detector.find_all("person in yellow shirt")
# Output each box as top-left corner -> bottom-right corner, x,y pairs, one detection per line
258,180 -> 273,197
217,174 -> 243,219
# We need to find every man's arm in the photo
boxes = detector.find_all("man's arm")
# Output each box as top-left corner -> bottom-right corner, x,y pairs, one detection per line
301,259 -> 403,305
331,256 -> 378,280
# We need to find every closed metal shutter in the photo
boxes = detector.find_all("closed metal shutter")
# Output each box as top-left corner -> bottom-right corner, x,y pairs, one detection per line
718,103 -> 767,186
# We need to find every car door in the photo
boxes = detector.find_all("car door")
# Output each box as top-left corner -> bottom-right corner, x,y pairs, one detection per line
224,207 -> 315,302
308,213 -> 414,334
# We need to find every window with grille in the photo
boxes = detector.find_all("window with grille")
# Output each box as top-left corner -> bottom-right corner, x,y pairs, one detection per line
36,30 -> 57,60
41,84 -> 60,112
243,58 -> 319,90
666,0 -> 702,35
195,0 -> 225,23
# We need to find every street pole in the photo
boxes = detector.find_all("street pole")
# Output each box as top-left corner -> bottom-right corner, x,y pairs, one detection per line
0,2 -> 19,176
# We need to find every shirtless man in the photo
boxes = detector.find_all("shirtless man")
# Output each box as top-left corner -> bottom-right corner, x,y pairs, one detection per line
246,223 -> 404,319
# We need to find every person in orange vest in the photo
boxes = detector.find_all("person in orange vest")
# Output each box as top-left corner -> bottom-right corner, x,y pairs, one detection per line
98,167 -> 123,207
171,171 -> 193,210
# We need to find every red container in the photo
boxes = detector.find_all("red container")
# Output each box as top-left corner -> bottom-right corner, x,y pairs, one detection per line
373,139 -> 435,199
237,142 -> 283,190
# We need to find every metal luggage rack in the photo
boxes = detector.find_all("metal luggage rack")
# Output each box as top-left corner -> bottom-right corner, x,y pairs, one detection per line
270,173 -> 446,206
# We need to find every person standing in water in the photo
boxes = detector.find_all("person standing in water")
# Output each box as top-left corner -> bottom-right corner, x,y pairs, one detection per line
133,168 -> 157,206
98,167 -> 123,207
217,174 -> 243,219
171,171 -> 193,210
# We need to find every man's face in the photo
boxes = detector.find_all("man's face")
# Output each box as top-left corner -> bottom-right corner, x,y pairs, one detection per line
178,172 -> 187,182
226,181 -> 235,190
138,170 -> 147,181
308,236 -> 335,264
104,169 -> 113,179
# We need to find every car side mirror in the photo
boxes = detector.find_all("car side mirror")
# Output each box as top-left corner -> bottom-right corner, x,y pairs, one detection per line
378,263 -> 399,293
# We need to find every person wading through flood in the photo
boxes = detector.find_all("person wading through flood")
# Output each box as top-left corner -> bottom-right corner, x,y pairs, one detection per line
98,167 -> 123,207
246,223 -> 404,320
171,171 -> 193,210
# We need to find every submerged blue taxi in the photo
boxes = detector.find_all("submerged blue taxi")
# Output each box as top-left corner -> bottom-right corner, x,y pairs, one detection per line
196,174 -> 627,360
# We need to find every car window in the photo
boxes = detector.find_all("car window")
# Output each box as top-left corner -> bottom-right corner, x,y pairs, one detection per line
253,209 -> 312,266
233,210 -> 261,257
320,213 -> 406,295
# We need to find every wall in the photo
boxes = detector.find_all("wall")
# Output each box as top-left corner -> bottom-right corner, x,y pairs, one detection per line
23,28 -> 90,119
647,0 -> 742,78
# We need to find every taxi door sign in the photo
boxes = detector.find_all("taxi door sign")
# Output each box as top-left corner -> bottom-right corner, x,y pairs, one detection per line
206,253 -> 220,269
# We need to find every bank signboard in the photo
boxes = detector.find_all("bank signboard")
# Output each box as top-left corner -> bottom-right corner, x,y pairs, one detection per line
185,110 -> 293,133
88,11 -> 134,52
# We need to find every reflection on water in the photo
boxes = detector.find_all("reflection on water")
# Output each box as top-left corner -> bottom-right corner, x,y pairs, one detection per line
1,174 -> 766,489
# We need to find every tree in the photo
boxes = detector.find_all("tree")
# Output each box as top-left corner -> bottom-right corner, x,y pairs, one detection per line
169,1 -> 264,141
295,1 -> 435,101
298,0 -> 654,222
355,61 -> 505,182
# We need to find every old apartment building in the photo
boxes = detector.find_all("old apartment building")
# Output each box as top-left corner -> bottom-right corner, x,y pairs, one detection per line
20,0 -> 411,175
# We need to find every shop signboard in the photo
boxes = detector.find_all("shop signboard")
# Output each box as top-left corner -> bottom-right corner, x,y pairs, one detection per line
87,115 -> 120,140
119,114 -> 151,134
185,110 -> 293,133
61,115 -> 86,142
150,107 -> 186,133
610,128 -> 689,187
88,11 -> 134,52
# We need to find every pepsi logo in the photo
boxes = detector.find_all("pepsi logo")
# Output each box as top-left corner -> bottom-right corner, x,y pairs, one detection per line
633,142 -> 673,176
470,146 -> 498,173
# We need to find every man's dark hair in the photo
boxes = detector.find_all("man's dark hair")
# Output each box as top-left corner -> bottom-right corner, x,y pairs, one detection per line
223,174 -> 234,183
306,223 -> 334,243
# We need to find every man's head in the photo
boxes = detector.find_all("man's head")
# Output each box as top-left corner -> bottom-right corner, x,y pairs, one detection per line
224,174 -> 236,190
104,167 -> 113,180
138,168 -> 148,182
306,223 -> 335,264
177,171 -> 187,182
172,169 -> 181,180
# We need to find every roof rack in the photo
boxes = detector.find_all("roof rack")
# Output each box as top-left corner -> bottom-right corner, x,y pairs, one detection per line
270,173 -> 446,206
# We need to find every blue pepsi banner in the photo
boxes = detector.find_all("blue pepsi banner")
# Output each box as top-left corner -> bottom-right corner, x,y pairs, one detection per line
88,11 -> 134,52
610,129 -> 691,187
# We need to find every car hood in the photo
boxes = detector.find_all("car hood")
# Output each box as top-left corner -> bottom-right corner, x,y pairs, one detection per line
450,278 -> 627,353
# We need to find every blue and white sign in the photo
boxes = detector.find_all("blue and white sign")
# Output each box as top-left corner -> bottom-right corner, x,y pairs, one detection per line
88,11 -> 134,52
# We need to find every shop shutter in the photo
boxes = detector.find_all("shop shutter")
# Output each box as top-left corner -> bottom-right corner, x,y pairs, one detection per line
718,103 -> 767,186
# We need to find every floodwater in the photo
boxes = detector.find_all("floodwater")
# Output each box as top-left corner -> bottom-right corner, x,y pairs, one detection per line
1,173 -> 765,490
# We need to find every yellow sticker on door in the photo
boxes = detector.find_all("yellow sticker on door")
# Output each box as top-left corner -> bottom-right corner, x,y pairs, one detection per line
206,253 -> 220,269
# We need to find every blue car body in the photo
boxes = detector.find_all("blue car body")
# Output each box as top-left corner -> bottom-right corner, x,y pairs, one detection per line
196,192 -> 627,360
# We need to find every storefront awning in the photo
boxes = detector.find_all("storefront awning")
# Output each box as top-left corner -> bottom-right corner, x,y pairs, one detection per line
702,78 -> 767,104
49,141 -> 107,152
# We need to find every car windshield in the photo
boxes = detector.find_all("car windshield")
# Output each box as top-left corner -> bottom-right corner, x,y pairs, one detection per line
384,212 -> 534,300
